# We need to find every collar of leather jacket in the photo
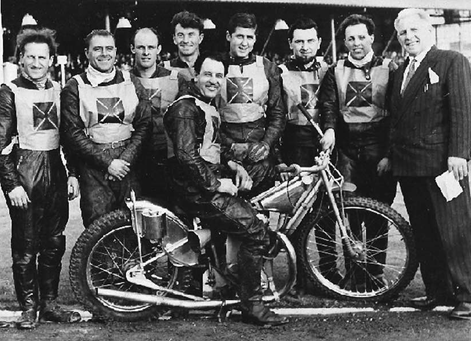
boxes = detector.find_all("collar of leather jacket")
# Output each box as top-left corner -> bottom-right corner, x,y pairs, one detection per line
225,52 -> 256,66
285,57 -> 321,72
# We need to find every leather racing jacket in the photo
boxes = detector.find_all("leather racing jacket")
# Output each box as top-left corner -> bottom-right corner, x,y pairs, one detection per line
217,53 -> 286,150
165,81 -> 231,197
0,76 -> 67,192
131,66 -> 186,155
319,55 -> 394,130
280,57 -> 328,147
60,69 -> 151,173
162,57 -> 196,82
319,55 -> 394,149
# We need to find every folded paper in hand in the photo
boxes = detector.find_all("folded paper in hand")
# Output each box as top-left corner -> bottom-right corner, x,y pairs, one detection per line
435,171 -> 463,202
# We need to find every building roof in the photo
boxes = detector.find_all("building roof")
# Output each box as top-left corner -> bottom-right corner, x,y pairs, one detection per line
102,0 -> 471,10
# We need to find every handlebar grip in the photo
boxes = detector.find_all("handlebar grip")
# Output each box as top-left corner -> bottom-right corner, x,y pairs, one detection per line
296,103 -> 324,137
277,165 -> 297,173
296,103 -> 314,122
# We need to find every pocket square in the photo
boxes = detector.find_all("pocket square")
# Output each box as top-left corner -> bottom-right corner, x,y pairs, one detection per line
428,68 -> 439,84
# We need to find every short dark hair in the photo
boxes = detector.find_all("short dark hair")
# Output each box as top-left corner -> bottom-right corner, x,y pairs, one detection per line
131,27 -> 160,46
227,13 -> 257,35
339,14 -> 375,38
288,18 -> 319,41
171,11 -> 204,34
84,29 -> 115,49
16,27 -> 57,58
194,51 -> 227,75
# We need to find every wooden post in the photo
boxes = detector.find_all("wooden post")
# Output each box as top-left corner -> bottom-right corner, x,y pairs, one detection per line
105,8 -> 110,32
57,55 -> 67,88
331,16 -> 337,63
0,0 -> 5,84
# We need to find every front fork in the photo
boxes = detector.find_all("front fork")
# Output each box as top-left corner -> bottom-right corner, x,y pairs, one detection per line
320,170 -> 365,261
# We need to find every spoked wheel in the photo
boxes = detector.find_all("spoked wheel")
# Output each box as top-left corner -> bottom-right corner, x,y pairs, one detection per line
262,233 -> 297,299
70,210 -> 192,321
296,196 -> 418,302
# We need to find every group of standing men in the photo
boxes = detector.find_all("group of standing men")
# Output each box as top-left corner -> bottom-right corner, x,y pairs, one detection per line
1,7 -> 471,330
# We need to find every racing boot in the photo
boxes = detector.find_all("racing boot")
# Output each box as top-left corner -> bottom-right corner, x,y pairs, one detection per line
16,308 -> 37,330
39,300 -> 81,323
12,245 -> 39,330
238,246 -> 288,326
241,298 -> 288,326
38,236 -> 80,323
37,236 -> 65,306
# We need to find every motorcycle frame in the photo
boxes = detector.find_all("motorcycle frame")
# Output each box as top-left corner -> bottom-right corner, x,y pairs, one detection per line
95,188 -> 299,307
94,103 -> 360,310
250,153 -> 358,259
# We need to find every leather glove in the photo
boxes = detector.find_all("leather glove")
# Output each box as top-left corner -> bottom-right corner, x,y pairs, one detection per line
230,143 -> 250,162
247,141 -> 270,163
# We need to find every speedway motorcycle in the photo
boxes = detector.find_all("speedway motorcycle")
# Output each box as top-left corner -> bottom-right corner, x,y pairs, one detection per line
69,106 -> 418,322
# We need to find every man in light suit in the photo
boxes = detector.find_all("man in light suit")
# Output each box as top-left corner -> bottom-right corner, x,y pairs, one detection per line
390,8 -> 471,319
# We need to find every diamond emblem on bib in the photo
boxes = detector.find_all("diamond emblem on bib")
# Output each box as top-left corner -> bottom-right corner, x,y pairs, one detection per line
345,81 -> 372,107
97,97 -> 125,123
300,83 -> 318,109
227,77 -> 253,104
33,102 -> 58,131
146,88 -> 162,112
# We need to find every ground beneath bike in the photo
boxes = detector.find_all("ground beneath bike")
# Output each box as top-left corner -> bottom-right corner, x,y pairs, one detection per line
0,304 -> 454,323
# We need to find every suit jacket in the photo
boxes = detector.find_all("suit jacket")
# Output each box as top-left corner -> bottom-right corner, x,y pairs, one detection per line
390,46 -> 471,176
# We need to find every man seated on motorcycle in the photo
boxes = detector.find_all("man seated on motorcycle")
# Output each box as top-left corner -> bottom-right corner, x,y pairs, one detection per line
164,51 -> 288,326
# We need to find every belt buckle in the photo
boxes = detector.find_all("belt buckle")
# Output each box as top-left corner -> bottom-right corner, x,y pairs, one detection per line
110,141 -> 120,149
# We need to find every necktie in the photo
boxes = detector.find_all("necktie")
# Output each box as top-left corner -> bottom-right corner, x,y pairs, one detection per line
401,58 -> 416,95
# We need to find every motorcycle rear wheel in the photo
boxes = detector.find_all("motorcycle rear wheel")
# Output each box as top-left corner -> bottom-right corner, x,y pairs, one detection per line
69,209 -> 192,322
296,196 -> 418,302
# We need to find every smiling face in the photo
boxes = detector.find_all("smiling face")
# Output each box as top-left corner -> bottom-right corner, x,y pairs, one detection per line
290,28 -> 321,64
194,58 -> 225,99
132,29 -> 161,71
227,27 -> 256,59
396,14 -> 433,57
344,23 -> 374,60
173,24 -> 203,58
20,42 -> 53,82
85,35 -> 116,73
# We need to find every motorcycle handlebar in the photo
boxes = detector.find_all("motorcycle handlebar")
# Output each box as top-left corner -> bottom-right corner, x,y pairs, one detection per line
296,103 -> 324,138
277,153 -> 330,177
276,165 -> 298,173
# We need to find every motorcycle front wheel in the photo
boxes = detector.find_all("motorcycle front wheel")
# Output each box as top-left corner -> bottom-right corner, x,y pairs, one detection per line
69,209 -> 192,321
296,196 -> 418,302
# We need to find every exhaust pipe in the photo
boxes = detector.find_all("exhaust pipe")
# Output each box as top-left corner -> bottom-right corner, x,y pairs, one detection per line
96,288 -> 280,310
97,288 -> 240,309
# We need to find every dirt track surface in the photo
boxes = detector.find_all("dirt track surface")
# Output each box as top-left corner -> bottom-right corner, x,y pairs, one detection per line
1,310 -> 471,341
1,185 -> 471,340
